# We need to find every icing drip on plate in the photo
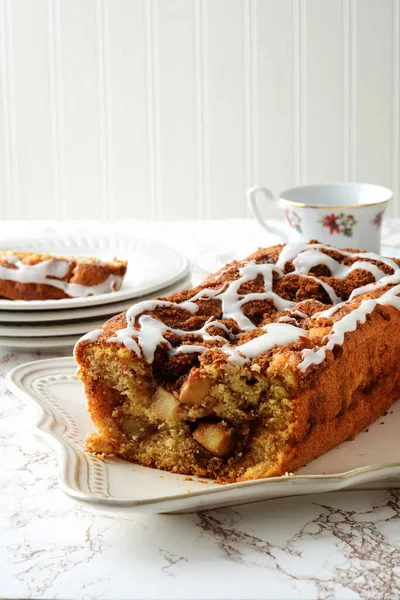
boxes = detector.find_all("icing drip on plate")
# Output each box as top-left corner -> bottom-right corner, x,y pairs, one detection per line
77,241 -> 400,370
0,257 -> 123,297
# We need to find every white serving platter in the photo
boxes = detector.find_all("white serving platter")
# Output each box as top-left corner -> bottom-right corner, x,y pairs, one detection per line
7,357 -> 400,514
0,233 -> 189,310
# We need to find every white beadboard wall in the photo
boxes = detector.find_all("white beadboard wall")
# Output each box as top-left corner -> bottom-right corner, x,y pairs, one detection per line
0,0 -> 399,220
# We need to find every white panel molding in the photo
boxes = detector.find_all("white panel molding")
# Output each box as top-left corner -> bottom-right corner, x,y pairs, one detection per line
255,0 -> 294,217
47,0 -> 65,219
243,0 -> 257,217
305,0 -> 344,183
343,0 -> 350,180
355,0 -> 393,203
194,0 -> 210,219
144,0 -> 161,219
392,0 -> 399,217
350,0 -> 357,181
343,0 -> 357,183
95,0 -> 112,220
157,0 -> 197,220
107,0 -> 148,219
206,0 -> 246,219
293,0 -> 307,185
0,0 -> 399,219
0,0 -> 18,218
59,0 -> 102,219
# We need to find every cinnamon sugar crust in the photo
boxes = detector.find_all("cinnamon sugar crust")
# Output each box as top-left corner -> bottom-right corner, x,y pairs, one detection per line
75,240 -> 400,482
0,250 -> 127,300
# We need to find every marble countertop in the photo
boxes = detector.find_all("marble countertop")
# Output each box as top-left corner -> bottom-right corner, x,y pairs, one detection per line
1,219 -> 400,600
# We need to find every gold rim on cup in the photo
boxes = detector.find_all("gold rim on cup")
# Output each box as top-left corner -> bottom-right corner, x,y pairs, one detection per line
278,183 -> 392,210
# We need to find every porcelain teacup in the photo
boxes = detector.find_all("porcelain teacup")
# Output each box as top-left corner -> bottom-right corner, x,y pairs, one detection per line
247,182 -> 392,252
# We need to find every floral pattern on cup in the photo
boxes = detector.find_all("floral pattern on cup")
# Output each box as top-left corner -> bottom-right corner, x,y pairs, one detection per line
283,209 -> 302,233
320,213 -> 357,237
371,210 -> 385,230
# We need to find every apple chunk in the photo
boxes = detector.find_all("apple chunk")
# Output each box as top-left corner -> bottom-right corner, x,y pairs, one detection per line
179,369 -> 212,406
120,418 -> 150,440
193,422 -> 236,458
151,388 -> 183,421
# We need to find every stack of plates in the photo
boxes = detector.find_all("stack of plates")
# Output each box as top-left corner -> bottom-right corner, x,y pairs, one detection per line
0,232 -> 190,352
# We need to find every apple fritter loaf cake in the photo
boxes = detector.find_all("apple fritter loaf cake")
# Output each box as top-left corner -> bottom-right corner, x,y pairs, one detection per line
74,241 -> 400,482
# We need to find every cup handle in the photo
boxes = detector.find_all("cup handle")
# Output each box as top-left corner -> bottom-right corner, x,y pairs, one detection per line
247,186 -> 288,241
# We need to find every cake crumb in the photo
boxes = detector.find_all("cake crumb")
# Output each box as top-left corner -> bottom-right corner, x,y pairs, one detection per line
184,477 -> 194,481
185,489 -> 191,493
283,471 -> 294,477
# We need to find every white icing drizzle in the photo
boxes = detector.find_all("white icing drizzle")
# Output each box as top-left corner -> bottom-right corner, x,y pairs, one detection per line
73,328 -> 103,359
214,263 -> 294,329
171,345 -> 208,356
76,328 -> 103,343
75,241 -> 400,371
126,299 -> 199,325
314,304 -> 341,320
227,323 -> 307,366
278,308 -> 309,325
299,274 -> 400,370
110,306 -> 232,364
0,257 -> 123,297
292,249 -> 387,281
107,262 -> 301,362
277,315 -> 298,324
348,269 -> 400,300
0,257 -> 71,280
314,268 -> 400,321
276,242 -> 399,272
301,274 -> 341,304
289,309 -> 308,319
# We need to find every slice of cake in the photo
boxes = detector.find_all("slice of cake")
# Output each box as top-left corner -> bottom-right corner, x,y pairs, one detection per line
0,251 -> 127,300
74,241 -> 400,482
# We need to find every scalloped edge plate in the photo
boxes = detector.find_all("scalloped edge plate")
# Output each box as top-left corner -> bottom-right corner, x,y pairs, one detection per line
0,233 -> 189,310
6,357 -> 400,514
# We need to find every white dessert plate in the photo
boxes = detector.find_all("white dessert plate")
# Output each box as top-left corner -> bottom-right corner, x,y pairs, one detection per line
0,318 -> 108,337
7,357 -> 400,514
0,336 -> 81,352
0,298 -> 136,323
0,233 -> 189,310
0,275 -> 192,323
0,276 -> 193,352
